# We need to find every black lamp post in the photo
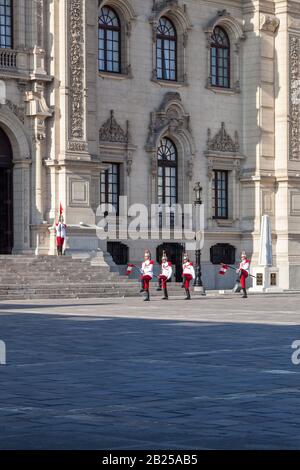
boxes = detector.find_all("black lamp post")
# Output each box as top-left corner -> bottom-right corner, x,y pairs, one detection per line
193,182 -> 205,294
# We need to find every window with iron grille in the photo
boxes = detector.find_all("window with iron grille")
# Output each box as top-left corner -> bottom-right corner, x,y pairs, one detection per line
210,26 -> 230,88
100,163 -> 120,215
107,242 -> 128,265
210,243 -> 235,265
157,138 -> 177,228
98,6 -> 121,73
213,170 -> 228,219
156,16 -> 177,81
0,0 -> 12,49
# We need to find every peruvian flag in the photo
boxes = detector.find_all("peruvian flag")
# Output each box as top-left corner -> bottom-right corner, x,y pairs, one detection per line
219,264 -> 229,275
126,264 -> 134,276
60,203 -> 63,216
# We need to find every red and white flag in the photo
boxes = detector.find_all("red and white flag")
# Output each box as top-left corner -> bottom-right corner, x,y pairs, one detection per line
219,264 -> 229,276
126,264 -> 134,276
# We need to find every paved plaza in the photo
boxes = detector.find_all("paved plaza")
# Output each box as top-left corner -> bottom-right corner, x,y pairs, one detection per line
0,293 -> 300,450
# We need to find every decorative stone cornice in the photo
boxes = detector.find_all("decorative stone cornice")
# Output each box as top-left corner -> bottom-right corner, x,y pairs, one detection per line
207,122 -> 239,153
289,35 -> 300,161
260,14 -> 280,34
150,0 -> 192,31
99,110 -> 129,143
152,0 -> 178,14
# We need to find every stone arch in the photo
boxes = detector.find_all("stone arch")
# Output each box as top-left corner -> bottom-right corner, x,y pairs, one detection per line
0,106 -> 30,160
0,106 -> 31,253
205,12 -> 245,42
99,0 -> 136,22
98,0 -> 137,76
150,2 -> 192,83
205,11 -> 245,92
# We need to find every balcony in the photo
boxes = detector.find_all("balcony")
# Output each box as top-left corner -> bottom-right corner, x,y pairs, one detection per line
0,49 -> 17,69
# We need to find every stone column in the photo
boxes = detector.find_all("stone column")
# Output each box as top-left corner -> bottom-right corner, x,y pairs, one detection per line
12,160 -> 31,254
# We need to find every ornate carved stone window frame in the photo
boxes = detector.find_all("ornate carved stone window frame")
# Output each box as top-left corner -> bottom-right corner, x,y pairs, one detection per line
99,110 -> 136,205
205,10 -> 245,94
145,92 -> 195,215
98,0 -> 136,79
149,0 -> 192,86
205,123 -> 244,227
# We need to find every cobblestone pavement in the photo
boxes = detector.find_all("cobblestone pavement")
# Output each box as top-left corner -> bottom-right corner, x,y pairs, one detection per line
0,294 -> 300,450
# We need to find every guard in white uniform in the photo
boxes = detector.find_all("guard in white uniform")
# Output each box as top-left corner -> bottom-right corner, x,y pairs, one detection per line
158,251 -> 172,300
237,251 -> 250,298
182,253 -> 195,300
141,250 -> 154,301
55,217 -> 67,255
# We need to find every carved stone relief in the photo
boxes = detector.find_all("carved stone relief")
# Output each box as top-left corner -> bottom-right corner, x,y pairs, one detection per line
207,122 -> 239,153
152,0 -> 178,14
99,110 -> 129,143
290,35 -> 300,161
260,14 -> 280,34
69,0 -> 85,148
1,100 -> 25,124
36,0 -> 44,47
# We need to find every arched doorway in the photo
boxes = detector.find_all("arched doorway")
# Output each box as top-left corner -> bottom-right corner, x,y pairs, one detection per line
157,243 -> 185,282
0,127 -> 13,254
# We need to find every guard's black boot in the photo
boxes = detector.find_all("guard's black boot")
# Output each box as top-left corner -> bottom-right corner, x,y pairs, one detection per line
156,278 -> 162,291
140,279 -> 144,293
162,288 -> 168,300
242,288 -> 247,298
144,290 -> 150,301
185,289 -> 191,300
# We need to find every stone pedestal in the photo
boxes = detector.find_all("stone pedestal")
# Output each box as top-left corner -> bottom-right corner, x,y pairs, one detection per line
250,266 -> 283,293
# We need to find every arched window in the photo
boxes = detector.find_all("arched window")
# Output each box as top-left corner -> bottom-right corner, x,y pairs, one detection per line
99,6 -> 121,73
210,26 -> 230,88
157,138 -> 178,207
0,0 -> 13,49
156,17 -> 177,81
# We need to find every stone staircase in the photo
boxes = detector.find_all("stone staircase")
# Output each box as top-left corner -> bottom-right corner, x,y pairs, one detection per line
0,255 -> 191,301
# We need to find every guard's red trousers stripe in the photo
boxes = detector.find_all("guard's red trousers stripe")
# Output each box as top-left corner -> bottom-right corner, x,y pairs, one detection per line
142,275 -> 152,290
56,237 -> 64,248
158,274 -> 168,289
240,270 -> 248,289
183,274 -> 193,289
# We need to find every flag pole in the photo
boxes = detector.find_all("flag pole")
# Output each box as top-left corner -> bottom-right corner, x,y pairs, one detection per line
221,262 -> 257,279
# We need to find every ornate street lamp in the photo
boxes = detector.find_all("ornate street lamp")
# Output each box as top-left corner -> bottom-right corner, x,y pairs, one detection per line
193,182 -> 205,294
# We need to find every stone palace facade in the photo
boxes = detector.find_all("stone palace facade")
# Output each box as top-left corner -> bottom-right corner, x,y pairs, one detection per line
0,0 -> 300,289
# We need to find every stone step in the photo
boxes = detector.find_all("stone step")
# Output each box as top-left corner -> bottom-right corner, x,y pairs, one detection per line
0,284 -> 186,292
0,255 -> 193,301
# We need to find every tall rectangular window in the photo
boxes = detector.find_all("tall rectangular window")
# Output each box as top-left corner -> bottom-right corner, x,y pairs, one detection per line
0,0 -> 12,49
213,170 -> 228,219
100,163 -> 120,215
